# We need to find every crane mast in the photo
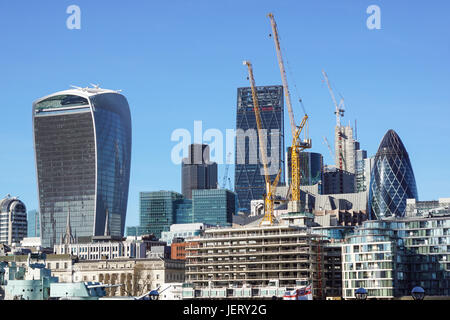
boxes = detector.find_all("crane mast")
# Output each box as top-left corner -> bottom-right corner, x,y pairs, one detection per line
322,70 -> 344,127
268,13 -> 296,139
268,13 -> 311,205
243,60 -> 281,226
322,70 -> 345,171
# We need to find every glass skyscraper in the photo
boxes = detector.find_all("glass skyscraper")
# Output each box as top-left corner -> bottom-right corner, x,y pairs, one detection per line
235,86 -> 284,213
138,189 -> 235,239
27,209 -> 40,238
192,189 -> 235,227
181,144 -> 218,199
369,130 -> 418,219
286,150 -> 323,187
139,191 -> 184,239
33,87 -> 132,248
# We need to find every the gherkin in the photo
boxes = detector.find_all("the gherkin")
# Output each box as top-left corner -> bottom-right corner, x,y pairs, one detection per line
369,130 -> 418,219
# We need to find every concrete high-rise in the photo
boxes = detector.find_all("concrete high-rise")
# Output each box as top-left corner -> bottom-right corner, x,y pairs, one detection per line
33,87 -> 132,248
181,144 -> 217,199
0,195 -> 27,244
335,124 -> 356,174
235,85 -> 285,213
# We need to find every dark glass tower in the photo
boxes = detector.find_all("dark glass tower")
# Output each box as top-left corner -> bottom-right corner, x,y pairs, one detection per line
369,130 -> 418,219
286,150 -> 323,187
234,86 -> 284,213
33,87 -> 132,248
181,144 -> 218,199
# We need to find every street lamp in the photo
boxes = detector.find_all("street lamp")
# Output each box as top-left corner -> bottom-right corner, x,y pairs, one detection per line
411,286 -> 425,301
355,287 -> 368,300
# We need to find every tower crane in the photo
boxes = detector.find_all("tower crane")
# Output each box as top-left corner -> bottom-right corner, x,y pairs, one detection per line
243,60 -> 281,226
321,70 -> 345,127
323,136 -> 347,171
322,136 -> 334,160
322,70 -> 345,171
268,13 -> 311,208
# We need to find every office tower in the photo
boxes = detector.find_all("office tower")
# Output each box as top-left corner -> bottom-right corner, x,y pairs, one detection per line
235,85 -> 285,213
27,209 -> 40,238
368,130 -> 418,219
355,149 -> 367,192
125,226 -> 146,237
286,150 -> 323,187
362,157 -> 375,192
175,200 -> 193,224
322,166 -> 355,194
0,195 -> 27,244
181,144 -> 218,199
138,190 -> 236,239
192,189 -> 235,227
139,191 -> 184,239
33,87 -> 132,248
335,124 -> 356,174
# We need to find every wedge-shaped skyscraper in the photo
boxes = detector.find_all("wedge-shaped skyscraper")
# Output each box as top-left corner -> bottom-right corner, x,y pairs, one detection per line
369,129 -> 418,219
33,87 -> 132,248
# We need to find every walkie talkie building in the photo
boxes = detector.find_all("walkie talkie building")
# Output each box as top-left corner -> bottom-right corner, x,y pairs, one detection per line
32,87 -> 132,248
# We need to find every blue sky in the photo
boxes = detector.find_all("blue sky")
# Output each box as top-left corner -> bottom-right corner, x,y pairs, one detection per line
0,0 -> 449,227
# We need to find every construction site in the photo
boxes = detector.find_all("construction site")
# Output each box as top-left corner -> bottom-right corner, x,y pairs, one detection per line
181,13 -> 358,300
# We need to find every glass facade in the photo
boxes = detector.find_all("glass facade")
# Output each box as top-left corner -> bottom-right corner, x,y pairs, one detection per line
138,189 -> 235,239
343,217 -> 450,298
342,220 -> 409,299
395,217 -> 450,296
235,86 -> 284,213
175,200 -> 193,224
139,191 -> 184,239
369,130 -> 418,219
33,89 -> 132,248
27,209 -> 40,238
192,189 -> 235,227
286,150 -> 323,187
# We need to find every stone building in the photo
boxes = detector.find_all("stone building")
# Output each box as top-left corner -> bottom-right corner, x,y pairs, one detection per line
71,258 -> 185,297
0,254 -> 185,297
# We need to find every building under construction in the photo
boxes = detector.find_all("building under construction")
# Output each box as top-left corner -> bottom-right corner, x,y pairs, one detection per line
184,214 -> 328,299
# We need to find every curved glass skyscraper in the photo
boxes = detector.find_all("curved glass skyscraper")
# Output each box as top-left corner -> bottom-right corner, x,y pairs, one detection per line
368,130 -> 418,219
33,87 -> 132,248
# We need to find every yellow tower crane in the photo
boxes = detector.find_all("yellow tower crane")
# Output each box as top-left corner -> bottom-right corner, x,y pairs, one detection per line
243,60 -> 281,226
267,13 -> 311,209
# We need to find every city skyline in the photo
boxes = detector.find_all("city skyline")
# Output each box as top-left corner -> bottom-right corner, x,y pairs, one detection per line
1,1 -> 449,229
